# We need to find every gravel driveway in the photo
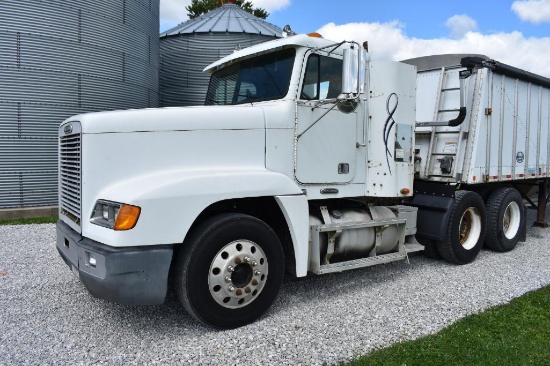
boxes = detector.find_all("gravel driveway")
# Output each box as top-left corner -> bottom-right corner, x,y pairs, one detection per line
1,209 -> 549,365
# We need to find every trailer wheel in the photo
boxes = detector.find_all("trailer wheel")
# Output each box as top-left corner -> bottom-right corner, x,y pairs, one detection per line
437,190 -> 486,264
485,188 -> 524,252
174,213 -> 284,329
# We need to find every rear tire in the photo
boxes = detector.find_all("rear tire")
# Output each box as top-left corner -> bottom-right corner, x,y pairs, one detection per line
485,188 -> 524,252
174,213 -> 284,329
437,190 -> 486,264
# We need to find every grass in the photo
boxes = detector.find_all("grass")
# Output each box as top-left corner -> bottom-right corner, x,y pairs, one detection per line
0,216 -> 58,226
346,286 -> 550,366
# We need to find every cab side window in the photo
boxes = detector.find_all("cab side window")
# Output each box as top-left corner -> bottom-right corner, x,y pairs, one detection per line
301,55 -> 342,100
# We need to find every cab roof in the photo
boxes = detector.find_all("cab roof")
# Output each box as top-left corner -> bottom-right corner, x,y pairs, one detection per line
203,34 -> 340,73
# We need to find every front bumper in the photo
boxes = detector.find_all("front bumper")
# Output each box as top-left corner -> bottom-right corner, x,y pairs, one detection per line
56,220 -> 173,305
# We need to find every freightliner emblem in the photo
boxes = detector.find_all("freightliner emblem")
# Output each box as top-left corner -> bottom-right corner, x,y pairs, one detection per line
64,124 -> 73,135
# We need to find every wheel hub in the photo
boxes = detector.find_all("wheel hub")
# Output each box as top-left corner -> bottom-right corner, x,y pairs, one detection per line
503,209 -> 510,231
208,239 -> 268,309
459,216 -> 472,244
231,263 -> 253,288
459,207 -> 482,250
503,201 -> 521,239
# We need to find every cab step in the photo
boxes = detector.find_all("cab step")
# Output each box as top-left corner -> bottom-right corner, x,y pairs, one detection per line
318,251 -> 407,274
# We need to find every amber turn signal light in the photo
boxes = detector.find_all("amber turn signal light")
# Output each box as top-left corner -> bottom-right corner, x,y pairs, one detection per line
114,204 -> 141,230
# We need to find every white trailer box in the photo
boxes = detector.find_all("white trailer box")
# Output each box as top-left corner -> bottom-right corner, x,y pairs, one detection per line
403,55 -> 550,184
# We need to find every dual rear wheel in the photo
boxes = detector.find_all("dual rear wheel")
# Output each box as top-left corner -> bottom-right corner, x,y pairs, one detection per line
437,190 -> 487,264
485,188 -> 524,252
426,188 -> 524,264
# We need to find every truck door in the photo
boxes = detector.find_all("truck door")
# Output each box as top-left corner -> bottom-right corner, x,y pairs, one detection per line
295,53 -> 358,184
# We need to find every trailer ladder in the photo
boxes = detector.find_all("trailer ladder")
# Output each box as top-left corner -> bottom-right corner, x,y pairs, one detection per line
423,66 -> 467,181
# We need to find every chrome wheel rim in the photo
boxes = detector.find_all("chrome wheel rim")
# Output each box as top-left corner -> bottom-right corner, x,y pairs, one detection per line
208,240 -> 268,309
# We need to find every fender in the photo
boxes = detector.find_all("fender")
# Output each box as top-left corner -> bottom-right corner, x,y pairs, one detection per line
409,193 -> 454,241
275,195 -> 309,277
83,168 -> 304,247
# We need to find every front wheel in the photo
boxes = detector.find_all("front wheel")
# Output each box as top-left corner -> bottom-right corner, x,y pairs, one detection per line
485,188 -> 524,252
437,190 -> 487,264
174,213 -> 284,329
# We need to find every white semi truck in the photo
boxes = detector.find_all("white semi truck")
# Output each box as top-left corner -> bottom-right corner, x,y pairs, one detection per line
56,32 -> 550,328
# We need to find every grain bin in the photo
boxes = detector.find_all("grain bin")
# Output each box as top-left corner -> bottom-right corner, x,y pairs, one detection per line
0,0 -> 159,209
159,3 -> 282,107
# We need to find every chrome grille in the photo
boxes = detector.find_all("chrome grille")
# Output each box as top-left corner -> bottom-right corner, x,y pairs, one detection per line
59,127 -> 81,224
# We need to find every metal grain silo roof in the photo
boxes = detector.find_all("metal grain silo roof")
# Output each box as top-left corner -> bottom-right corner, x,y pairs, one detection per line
159,4 -> 282,107
160,4 -> 282,37
0,0 -> 160,209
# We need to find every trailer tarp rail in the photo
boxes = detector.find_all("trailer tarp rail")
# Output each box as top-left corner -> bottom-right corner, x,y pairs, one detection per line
461,56 -> 550,89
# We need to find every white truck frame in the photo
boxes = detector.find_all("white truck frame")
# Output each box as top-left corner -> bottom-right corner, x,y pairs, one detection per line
56,33 -> 550,328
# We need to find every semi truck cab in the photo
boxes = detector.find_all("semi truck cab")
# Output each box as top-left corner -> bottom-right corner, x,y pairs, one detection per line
57,32 -> 536,329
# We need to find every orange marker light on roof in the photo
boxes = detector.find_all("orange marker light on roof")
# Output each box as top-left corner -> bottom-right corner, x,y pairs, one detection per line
307,32 -> 323,38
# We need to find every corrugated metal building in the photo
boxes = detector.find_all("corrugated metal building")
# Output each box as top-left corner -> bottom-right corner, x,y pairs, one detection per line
159,3 -> 282,107
0,0 -> 159,209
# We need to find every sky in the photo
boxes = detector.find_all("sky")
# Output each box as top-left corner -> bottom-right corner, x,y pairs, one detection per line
159,0 -> 550,77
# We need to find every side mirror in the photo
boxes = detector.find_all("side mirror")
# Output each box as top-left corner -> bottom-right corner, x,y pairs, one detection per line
341,44 -> 366,99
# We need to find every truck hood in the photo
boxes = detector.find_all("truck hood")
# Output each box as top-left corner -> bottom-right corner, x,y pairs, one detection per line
67,105 -> 266,134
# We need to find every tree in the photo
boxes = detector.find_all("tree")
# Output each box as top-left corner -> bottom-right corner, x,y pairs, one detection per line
186,0 -> 269,20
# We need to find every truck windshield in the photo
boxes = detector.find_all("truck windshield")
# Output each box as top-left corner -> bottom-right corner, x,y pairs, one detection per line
205,48 -> 296,105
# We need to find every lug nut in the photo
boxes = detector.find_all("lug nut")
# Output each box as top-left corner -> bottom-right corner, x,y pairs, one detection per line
244,256 -> 251,263
251,261 -> 257,266
227,265 -> 234,272
228,286 -> 235,292
236,289 -> 243,296
225,276 -> 232,283
254,270 -> 261,276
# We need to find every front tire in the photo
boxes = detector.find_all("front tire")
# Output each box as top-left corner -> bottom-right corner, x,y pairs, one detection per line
437,190 -> 487,264
174,213 -> 284,329
485,188 -> 524,252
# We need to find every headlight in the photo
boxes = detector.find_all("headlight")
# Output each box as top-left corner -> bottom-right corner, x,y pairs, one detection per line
91,200 -> 141,231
